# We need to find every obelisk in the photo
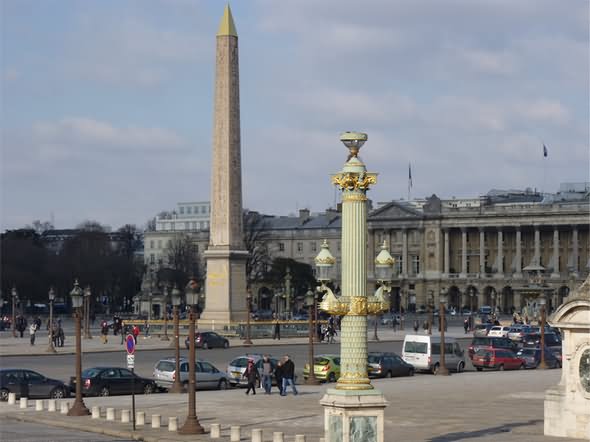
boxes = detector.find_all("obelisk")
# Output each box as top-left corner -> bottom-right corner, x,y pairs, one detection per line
202,5 -> 249,323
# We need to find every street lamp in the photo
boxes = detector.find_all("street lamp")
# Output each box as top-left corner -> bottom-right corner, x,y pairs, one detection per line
47,287 -> 56,353
469,287 -> 475,331
84,286 -> 92,339
11,286 -> 17,338
168,285 -> 184,393
178,278 -> 204,435
437,288 -> 450,376
538,293 -> 548,369
490,288 -> 497,318
161,285 -> 170,341
68,280 -> 90,416
315,239 -> 336,343
374,240 -> 394,341
285,267 -> 292,320
305,289 -> 320,385
428,291 -> 434,335
244,289 -> 253,346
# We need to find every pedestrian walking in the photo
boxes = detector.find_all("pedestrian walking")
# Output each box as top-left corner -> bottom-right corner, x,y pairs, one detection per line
273,318 -> 281,340
29,322 -> 38,345
16,315 -> 27,338
280,355 -> 298,396
261,355 -> 273,394
132,324 -> 140,343
413,319 -> 419,333
100,320 -> 109,344
463,318 -> 469,334
243,359 -> 260,395
274,361 -> 284,395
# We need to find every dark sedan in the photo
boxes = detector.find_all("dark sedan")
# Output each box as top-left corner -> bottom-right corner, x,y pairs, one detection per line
368,352 -> 414,378
70,367 -> 156,397
1,369 -> 69,401
515,347 -> 561,369
185,331 -> 229,349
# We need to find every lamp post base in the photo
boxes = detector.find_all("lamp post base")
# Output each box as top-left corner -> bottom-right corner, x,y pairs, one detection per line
538,361 -> 548,370
168,382 -> 186,394
46,344 -> 57,353
243,338 -> 252,346
67,399 -> 90,416
436,366 -> 450,376
84,333 -> 93,340
178,416 -> 205,434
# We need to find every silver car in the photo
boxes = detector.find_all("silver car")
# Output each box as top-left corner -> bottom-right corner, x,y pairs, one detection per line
226,354 -> 278,387
153,357 -> 229,391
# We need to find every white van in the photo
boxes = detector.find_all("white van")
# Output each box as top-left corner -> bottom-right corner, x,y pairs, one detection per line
402,335 -> 466,374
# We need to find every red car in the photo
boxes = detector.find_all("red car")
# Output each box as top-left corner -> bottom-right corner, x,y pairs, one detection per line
472,348 -> 525,371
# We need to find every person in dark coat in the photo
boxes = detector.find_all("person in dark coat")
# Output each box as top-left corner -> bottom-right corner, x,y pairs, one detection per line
243,359 -> 260,395
280,355 -> 298,396
274,361 -> 284,395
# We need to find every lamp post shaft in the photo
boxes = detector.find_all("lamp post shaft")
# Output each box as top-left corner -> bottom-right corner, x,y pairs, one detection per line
12,298 -> 16,338
68,308 -> 89,416
438,301 -> 449,376
306,301 -> 320,385
168,305 -> 184,393
47,300 -> 56,353
539,304 -> 547,369
244,295 -> 252,346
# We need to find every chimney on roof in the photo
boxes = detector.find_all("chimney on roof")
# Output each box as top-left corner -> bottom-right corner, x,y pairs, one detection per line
299,208 -> 310,224
336,203 -> 342,212
326,207 -> 340,223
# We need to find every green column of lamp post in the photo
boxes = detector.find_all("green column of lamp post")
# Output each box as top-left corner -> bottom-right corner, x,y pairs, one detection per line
538,293 -> 547,369
84,286 -> 92,339
437,288 -> 450,376
68,280 -> 90,416
244,290 -> 253,346
305,289 -> 320,385
47,287 -> 56,353
178,278 -> 204,434
169,285 -> 185,393
11,287 -> 17,338
161,285 -> 170,341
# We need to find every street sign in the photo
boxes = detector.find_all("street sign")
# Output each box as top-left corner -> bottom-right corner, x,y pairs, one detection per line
127,354 -> 135,369
126,334 -> 135,354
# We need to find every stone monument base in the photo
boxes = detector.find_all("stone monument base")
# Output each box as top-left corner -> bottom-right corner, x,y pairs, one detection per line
545,385 -> 590,439
320,389 -> 388,442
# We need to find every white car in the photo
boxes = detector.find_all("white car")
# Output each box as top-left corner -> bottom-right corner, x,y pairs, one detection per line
487,326 -> 511,338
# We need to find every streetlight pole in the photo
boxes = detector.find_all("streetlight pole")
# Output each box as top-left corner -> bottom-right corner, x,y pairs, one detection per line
178,278 -> 204,435
374,241 -> 394,341
11,287 -> 17,338
438,288 -> 450,376
161,285 -> 170,341
84,286 -> 92,339
469,287 -> 475,331
539,293 -> 547,369
244,290 -> 253,346
68,280 -> 90,416
305,289 -> 320,385
47,287 -> 56,353
169,285 -> 184,393
428,291 -> 434,335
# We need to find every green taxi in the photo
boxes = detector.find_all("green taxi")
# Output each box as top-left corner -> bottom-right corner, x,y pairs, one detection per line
303,354 -> 341,383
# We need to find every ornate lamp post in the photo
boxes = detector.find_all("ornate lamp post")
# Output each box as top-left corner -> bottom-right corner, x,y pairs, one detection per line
68,280 -> 90,416
538,293 -> 548,369
11,286 -> 17,338
437,288 -> 450,376
490,288 -> 497,318
178,278 -> 204,435
47,287 -> 57,353
469,287 -> 475,331
168,285 -> 184,393
428,291 -> 434,335
285,267 -> 292,320
161,285 -> 170,341
305,289 -> 320,385
373,241 -> 395,341
84,286 -> 92,339
244,289 -> 253,346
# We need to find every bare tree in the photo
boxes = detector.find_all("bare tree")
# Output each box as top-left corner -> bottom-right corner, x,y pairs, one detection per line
243,211 -> 272,287
162,234 -> 200,288
26,220 -> 54,234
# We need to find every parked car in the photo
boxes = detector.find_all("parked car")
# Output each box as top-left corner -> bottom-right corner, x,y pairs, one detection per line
153,357 -> 229,391
472,348 -> 525,371
507,326 -> 526,341
487,326 -> 511,338
468,336 -> 518,359
380,313 -> 399,327
185,331 -> 229,350
303,354 -> 341,383
478,306 -> 493,315
402,335 -> 466,374
252,309 -> 274,320
226,354 -> 278,387
70,367 -> 156,397
473,324 -> 495,337
515,347 -> 561,369
367,352 -> 414,378
0,369 -> 69,401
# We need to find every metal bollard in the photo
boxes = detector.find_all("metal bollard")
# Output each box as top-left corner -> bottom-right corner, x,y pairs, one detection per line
19,397 -> 28,409
230,426 -> 241,442
136,411 -> 145,426
91,406 -> 101,419
168,416 -> 178,432
294,435 -> 306,442
60,401 -> 69,414
47,399 -> 56,412
8,393 -> 16,405
151,414 -> 161,429
106,407 -> 115,421
35,400 -> 44,411
251,428 -> 263,442
210,423 -> 221,438
273,432 -> 284,442
121,409 -> 130,423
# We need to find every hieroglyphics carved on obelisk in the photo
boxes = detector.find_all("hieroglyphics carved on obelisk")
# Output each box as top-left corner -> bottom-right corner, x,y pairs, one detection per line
202,5 -> 249,323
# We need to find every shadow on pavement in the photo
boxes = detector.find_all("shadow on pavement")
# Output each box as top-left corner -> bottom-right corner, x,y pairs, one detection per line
427,419 -> 543,441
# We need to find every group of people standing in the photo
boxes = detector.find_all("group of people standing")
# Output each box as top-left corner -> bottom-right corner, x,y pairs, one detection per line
243,354 -> 298,397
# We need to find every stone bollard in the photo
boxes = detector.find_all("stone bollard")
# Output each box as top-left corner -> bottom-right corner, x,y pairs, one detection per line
251,428 -> 263,442
230,426 -> 241,442
8,393 -> 16,405
168,416 -> 178,432
121,409 -> 130,423
47,399 -> 56,412
60,401 -> 69,414
151,414 -> 161,429
106,407 -> 115,421
210,423 -> 221,438
294,435 -> 306,442
19,397 -> 28,409
91,406 -> 101,419
35,400 -> 44,411
273,432 -> 284,442
136,411 -> 145,426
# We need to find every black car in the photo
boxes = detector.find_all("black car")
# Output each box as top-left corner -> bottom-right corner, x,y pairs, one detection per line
0,369 -> 69,401
367,352 -> 414,378
70,367 -> 156,397
522,332 -> 561,349
515,347 -> 561,369
185,331 -> 230,349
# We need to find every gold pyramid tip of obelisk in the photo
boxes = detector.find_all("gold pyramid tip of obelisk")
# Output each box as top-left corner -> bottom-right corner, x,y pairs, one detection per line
217,4 -> 237,37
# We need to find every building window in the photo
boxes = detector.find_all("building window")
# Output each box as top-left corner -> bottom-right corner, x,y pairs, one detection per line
311,242 -> 317,252
150,240 -> 154,249
278,242 -> 285,252
202,206 -> 207,214
180,207 -> 185,214
297,242 -> 303,253
187,206 -> 192,214
150,253 -> 155,264
167,240 -> 171,248
157,240 -> 162,249
394,255 -> 403,274
411,255 -> 420,275
184,222 -> 189,230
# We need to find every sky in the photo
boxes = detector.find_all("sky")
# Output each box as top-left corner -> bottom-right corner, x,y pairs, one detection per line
2,0 -> 588,231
